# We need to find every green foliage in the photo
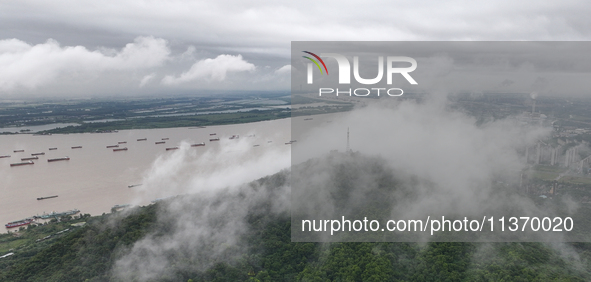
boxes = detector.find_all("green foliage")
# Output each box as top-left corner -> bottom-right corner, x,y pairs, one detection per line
0,205 -> 158,281
0,94 -> 292,132
44,109 -> 291,134
1,185 -> 591,281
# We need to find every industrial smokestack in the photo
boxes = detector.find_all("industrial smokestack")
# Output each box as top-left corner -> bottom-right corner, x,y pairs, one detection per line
346,127 -> 350,152
536,143 -> 541,164
530,91 -> 538,113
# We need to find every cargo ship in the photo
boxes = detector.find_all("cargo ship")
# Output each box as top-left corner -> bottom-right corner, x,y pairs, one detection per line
137,138 -> 147,141
37,195 -> 58,201
106,145 -> 119,148
31,152 -> 45,156
166,147 -> 179,151
5,218 -> 34,228
128,184 -> 142,188
37,209 -> 80,219
49,148 -> 57,150
118,141 -> 127,144
13,149 -> 24,153
10,161 -> 34,166
285,140 -> 297,145
0,155 -> 10,158
48,157 -> 70,162
162,138 -> 169,140
191,142 -> 205,147
253,144 -> 260,147
209,138 -> 220,141
21,156 -> 38,161
210,133 -> 216,136
71,146 -> 82,149
155,141 -> 165,144
229,135 -> 239,140
113,147 -> 128,152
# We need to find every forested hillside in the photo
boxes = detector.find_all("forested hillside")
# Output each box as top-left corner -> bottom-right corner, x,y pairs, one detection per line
2,201 -> 590,281
1,163 -> 591,281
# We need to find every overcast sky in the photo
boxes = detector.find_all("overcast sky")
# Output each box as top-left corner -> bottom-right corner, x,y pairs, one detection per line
1,0 -> 590,98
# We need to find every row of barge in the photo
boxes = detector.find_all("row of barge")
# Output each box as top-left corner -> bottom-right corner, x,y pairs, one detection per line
6,147 -> 78,166
4,134 -> 294,228
5,134 -> 290,167
4,128 -> 293,228
9,157 -> 70,166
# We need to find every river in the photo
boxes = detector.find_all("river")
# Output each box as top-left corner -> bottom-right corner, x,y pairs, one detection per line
0,118 -> 292,232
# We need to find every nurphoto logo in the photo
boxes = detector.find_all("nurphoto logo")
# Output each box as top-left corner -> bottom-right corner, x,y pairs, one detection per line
303,51 -> 418,97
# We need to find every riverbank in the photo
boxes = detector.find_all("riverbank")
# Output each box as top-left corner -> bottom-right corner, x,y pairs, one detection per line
41,108 -> 291,134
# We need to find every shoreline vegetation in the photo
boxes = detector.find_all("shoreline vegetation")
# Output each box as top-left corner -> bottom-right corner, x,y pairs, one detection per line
42,109 -> 292,134
0,93 -> 356,135
2,174 -> 591,281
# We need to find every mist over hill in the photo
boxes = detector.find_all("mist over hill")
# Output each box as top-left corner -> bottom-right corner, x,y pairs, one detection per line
2,152 -> 591,281
3,96 -> 591,281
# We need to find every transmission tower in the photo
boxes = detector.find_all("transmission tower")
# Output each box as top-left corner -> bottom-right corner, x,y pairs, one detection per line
346,127 -> 350,152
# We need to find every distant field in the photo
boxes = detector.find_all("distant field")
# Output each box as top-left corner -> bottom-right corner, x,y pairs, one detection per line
532,165 -> 591,185
0,94 -> 290,129
532,165 -> 566,181
560,175 -> 591,185
44,109 -> 291,133
0,93 -> 364,134
0,218 -> 88,254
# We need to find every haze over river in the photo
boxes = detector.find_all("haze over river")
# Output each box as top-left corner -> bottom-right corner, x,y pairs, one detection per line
0,118 -> 291,231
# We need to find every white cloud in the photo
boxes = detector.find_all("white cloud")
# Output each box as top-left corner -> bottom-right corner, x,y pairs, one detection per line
275,64 -> 291,75
139,73 -> 156,87
0,36 -> 170,91
3,1 -> 590,52
0,1 -> 590,96
181,46 -> 196,59
161,54 -> 255,85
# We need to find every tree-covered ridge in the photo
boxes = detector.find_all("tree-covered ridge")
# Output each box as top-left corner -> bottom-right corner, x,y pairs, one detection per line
0,206 -> 158,281
1,201 -> 590,281
1,166 -> 590,281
